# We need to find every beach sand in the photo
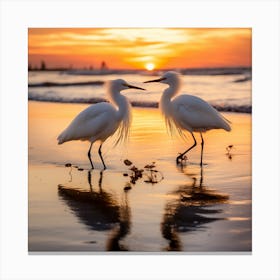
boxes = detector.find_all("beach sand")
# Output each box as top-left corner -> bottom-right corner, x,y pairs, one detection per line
28,101 -> 251,252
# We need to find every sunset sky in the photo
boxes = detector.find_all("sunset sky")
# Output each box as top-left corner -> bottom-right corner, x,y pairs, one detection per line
28,28 -> 251,70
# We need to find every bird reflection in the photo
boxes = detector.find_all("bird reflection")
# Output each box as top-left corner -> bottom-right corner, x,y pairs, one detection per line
58,170 -> 131,251
106,192 -> 131,251
161,165 -> 229,251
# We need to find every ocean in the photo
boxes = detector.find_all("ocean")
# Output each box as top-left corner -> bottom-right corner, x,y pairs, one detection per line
28,67 -> 251,113
28,68 -> 252,252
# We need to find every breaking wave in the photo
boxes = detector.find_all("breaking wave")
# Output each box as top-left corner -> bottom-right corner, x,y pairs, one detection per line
28,94 -> 251,113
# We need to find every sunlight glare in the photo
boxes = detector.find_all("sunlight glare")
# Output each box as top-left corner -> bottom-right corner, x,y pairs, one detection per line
145,63 -> 155,71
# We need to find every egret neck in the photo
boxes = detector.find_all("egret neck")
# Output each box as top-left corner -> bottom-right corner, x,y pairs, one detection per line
108,84 -> 132,146
159,82 -> 180,119
107,83 -> 129,120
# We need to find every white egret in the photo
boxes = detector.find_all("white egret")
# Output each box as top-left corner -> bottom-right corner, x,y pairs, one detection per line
57,79 -> 145,169
144,71 -> 231,166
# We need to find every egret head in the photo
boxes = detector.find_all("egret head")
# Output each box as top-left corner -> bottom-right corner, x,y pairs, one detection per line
144,71 -> 181,87
109,79 -> 145,92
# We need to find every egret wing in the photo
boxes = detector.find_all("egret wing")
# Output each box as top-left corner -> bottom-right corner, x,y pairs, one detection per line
173,95 -> 231,132
57,103 -> 117,143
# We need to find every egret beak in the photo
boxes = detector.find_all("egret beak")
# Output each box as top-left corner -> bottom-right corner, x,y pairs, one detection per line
126,83 -> 146,90
144,77 -> 165,83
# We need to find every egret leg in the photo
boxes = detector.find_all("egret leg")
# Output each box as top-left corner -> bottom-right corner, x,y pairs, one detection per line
200,132 -> 204,167
88,142 -> 94,169
176,132 -> 197,164
98,144 -> 107,170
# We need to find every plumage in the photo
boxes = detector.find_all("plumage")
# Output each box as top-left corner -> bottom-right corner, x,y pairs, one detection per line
172,95 -> 231,132
144,71 -> 231,165
57,79 -> 145,169
58,103 -> 119,144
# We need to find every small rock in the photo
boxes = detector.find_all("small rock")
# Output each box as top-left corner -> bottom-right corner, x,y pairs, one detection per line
124,159 -> 132,166
124,186 -> 132,192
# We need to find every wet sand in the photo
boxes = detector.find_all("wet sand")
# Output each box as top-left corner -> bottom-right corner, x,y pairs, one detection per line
28,101 -> 251,252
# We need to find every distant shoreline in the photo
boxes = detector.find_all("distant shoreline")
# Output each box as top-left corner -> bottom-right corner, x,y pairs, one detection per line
28,66 -> 251,76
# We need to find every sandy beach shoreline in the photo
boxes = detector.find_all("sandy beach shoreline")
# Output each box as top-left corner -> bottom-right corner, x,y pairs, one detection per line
28,101 -> 251,252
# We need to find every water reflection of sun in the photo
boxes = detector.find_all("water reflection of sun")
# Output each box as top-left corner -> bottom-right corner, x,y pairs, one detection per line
145,63 -> 155,71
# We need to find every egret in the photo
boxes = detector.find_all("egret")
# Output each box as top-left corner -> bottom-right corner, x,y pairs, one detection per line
57,79 -> 145,169
144,71 -> 231,166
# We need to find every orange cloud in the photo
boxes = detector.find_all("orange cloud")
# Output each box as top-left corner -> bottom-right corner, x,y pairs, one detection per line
28,28 -> 251,69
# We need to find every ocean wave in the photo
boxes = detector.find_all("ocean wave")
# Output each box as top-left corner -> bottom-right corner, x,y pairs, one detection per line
179,67 -> 251,76
233,76 -> 251,83
28,81 -> 104,87
28,95 -> 251,113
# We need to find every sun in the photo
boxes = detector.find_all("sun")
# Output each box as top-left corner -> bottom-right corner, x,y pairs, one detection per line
145,63 -> 155,71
